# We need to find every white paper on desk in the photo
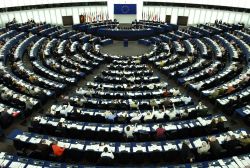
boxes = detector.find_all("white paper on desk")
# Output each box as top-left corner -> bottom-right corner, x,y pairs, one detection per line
241,130 -> 248,136
15,135 -> 21,139
9,162 -> 26,168
29,137 -> 41,144
70,143 -> 84,150
84,126 -> 96,131
233,156 -> 245,168
26,165 -> 42,168
47,121 -> 57,126
176,125 -> 182,129
142,126 -> 150,131
97,127 -> 109,131
229,162 -> 238,168
0,153 -> 5,158
0,159 -> 9,167
152,124 -> 158,130
20,135 -> 29,142
111,126 -> 123,132
57,141 -> 70,148
134,146 -> 146,152
75,125 -> 83,130
189,123 -> 194,127
199,119 -> 207,126
217,159 -> 226,166
149,145 -> 162,152
119,145 -> 130,152
163,144 -> 177,151
165,125 -> 176,130
85,144 -> 99,151
242,156 -> 250,166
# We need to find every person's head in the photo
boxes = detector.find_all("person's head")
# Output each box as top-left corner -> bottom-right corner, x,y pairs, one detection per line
209,136 -> 216,142
159,124 -> 162,128
126,126 -> 130,131
202,141 -> 207,147
52,141 -> 58,145
103,147 -> 108,152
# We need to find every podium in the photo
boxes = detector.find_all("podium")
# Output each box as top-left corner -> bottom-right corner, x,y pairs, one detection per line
123,39 -> 128,47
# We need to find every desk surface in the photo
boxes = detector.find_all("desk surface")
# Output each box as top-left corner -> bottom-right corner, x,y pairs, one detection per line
97,28 -> 155,40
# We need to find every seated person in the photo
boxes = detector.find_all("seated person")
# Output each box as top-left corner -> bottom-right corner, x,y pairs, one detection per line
117,111 -> 128,123
208,136 -> 224,158
162,88 -> 170,97
162,98 -> 172,108
143,112 -> 154,122
104,110 -> 116,122
197,141 -> 210,155
155,124 -> 166,140
207,118 -> 218,133
99,147 -> 114,166
239,134 -> 250,147
129,99 -> 139,110
196,101 -> 203,110
222,135 -> 241,152
225,84 -> 236,94
217,117 -> 225,130
172,88 -> 180,96
130,112 -> 142,123
124,124 -> 137,139
180,140 -> 195,163
167,103 -> 178,120
51,141 -> 65,157
150,99 -> 159,109
153,106 -> 165,121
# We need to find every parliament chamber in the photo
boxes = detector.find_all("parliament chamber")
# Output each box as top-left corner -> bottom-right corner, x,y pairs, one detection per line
0,0 -> 249,167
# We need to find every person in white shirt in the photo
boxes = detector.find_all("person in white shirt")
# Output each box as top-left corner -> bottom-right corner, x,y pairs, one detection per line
100,147 -> 114,163
147,83 -> 154,90
197,141 -> 210,154
172,88 -> 180,96
153,106 -> 165,121
193,81 -> 203,91
130,112 -> 142,123
196,101 -> 203,110
181,96 -> 192,105
124,124 -> 137,138
166,103 -> 177,120
143,112 -> 154,122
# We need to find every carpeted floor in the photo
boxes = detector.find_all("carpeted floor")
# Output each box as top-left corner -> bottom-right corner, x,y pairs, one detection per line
100,40 -> 152,56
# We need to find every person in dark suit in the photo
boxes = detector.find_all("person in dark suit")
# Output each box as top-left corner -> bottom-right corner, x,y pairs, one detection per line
208,136 -> 223,159
180,141 -> 195,163
222,135 -> 241,154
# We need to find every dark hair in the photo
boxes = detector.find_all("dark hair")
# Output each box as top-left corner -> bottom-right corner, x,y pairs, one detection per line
159,124 -> 162,128
104,147 -> 108,152
126,126 -> 130,131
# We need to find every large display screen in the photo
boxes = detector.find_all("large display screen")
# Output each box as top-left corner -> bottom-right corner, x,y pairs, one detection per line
114,4 -> 136,14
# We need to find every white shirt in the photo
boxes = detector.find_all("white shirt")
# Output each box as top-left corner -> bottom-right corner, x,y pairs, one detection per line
144,113 -> 154,121
101,151 -> 114,159
124,126 -> 136,138
197,142 -> 210,154
130,114 -> 142,123
148,84 -> 154,90
154,111 -> 165,120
